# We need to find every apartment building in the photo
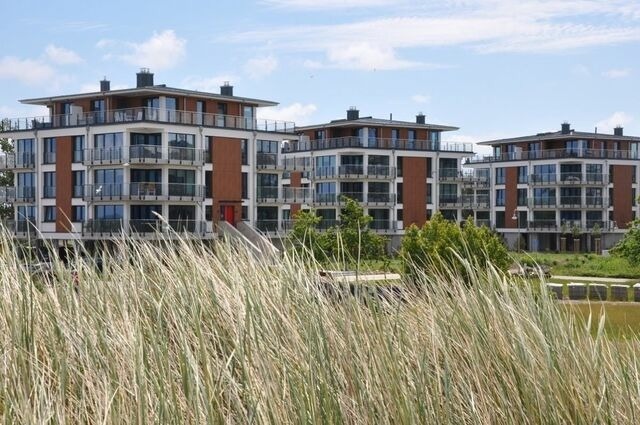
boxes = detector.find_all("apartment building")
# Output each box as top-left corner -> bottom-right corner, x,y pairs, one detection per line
270,108 -> 475,248
0,69 -> 296,253
467,123 -> 640,251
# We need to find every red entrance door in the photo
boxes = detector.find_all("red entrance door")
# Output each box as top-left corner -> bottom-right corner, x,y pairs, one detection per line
220,205 -> 235,226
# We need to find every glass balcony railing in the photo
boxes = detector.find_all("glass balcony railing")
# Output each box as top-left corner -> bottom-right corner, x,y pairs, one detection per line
469,148 -> 640,163
284,136 -> 473,153
83,183 -> 203,201
2,107 -> 295,133
0,152 -> 35,170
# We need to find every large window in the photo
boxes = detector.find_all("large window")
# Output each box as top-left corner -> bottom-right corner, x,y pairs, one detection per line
441,184 -> 458,203
586,164 -> 603,183
72,171 -> 84,198
72,136 -> 84,163
495,168 -> 505,185
168,133 -> 195,148
43,137 -> 56,164
566,139 -> 587,155
315,182 -> 336,202
367,128 -> 378,147
560,187 -> 581,206
43,206 -> 56,222
495,189 -> 505,206
257,140 -> 279,153
131,133 -> 161,146
16,138 -> 35,166
315,155 -> 336,177
72,206 -> 85,222
533,188 -> 556,206
517,188 -> 527,206
518,166 -> 528,184
43,172 -> 56,198
257,174 -> 278,199
95,205 -> 123,219
94,168 -> 123,197
94,133 -> 123,149
168,169 -> 196,196
92,99 -> 105,123
533,164 -> 556,183
586,187 -> 603,206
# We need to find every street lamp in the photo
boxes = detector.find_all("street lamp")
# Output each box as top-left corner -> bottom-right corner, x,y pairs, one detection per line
512,209 -> 519,252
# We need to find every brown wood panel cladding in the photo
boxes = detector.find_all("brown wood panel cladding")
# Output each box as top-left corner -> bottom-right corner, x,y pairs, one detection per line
212,137 -> 243,224
613,165 -> 633,228
55,136 -> 73,232
402,157 -> 427,227
504,167 -> 518,228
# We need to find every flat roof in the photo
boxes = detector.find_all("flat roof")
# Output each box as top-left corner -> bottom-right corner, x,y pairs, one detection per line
479,130 -> 640,146
296,116 -> 458,132
20,85 -> 278,107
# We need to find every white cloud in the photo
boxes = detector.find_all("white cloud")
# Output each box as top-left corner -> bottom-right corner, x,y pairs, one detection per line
572,64 -> 591,77
95,39 -> 114,49
181,75 -> 239,93
121,30 -> 186,70
596,112 -> 634,133
263,0 -> 397,9
0,104 -> 50,119
45,44 -> 83,65
257,102 -> 317,125
411,94 -> 430,104
0,56 -> 56,86
602,68 -> 632,78
228,1 -> 640,58
244,55 -> 278,79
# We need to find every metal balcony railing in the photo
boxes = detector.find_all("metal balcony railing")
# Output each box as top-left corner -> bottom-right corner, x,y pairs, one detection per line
2,107 -> 295,133
282,187 -> 313,202
283,136 -> 473,153
0,186 -> 35,203
82,219 -> 207,236
83,183 -> 204,201
468,148 -> 640,163
0,152 -> 35,170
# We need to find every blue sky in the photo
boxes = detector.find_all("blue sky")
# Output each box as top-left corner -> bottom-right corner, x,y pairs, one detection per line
1,0 -> 639,154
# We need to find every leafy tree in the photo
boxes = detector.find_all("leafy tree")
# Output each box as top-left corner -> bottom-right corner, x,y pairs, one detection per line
287,197 -> 387,264
611,218 -> 640,263
401,212 -> 510,279
0,119 -> 13,219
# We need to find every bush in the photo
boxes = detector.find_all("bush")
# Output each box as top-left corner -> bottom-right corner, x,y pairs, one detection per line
401,212 -> 510,279
611,218 -> 640,263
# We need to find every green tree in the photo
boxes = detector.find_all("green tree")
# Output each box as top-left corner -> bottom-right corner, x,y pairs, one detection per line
287,197 -> 387,264
401,212 -> 510,280
611,218 -> 640,263
0,119 -> 13,219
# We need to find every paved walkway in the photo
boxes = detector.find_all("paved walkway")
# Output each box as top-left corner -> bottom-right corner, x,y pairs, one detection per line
552,275 -> 635,283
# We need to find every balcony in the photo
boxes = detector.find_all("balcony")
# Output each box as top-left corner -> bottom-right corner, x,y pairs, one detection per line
0,152 -> 35,170
338,165 -> 365,177
558,196 -> 582,208
282,157 -> 313,171
528,220 -> 558,230
82,219 -> 207,237
468,148 -> 639,164
256,186 -> 280,202
283,136 -> 473,153
256,153 -> 281,170
2,107 -> 295,134
528,198 -> 557,208
0,186 -> 35,203
2,219 -> 37,237
84,147 -> 124,165
83,146 -> 206,166
83,183 -> 205,202
282,187 -> 314,203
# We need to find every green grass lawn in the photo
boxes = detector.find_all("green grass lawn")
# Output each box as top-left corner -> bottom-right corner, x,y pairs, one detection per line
514,252 -> 640,278
562,302 -> 640,338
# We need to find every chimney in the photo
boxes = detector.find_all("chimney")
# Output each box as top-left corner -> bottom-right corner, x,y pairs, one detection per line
416,113 -> 426,125
100,77 -> 110,92
136,68 -> 154,88
614,126 -> 624,136
561,122 -> 571,134
221,82 -> 233,96
347,106 -> 359,120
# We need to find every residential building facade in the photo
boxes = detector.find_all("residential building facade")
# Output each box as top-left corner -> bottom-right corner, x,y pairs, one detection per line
274,108 -> 474,248
467,123 -> 640,251
0,69 -> 296,253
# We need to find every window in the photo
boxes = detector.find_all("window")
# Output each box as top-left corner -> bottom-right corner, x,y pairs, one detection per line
72,206 -> 85,222
397,182 -> 403,203
43,172 -> 56,198
314,130 -> 325,140
72,171 -> 84,198
367,128 -> 378,147
397,157 -> 403,177
130,205 -> 162,220
407,129 -> 416,141
242,206 -> 248,220
495,189 -> 505,206
241,139 -> 248,165
257,140 -> 279,153
560,187 -> 581,206
518,166 -> 528,184
131,133 -> 161,146
92,99 -> 105,123
533,164 -> 556,184
495,211 -> 506,228
427,184 -> 432,204
391,129 -> 399,143
95,205 -> 123,219
586,187 -> 602,206
586,164 -> 603,183
529,142 -> 541,159
340,182 -> 363,201
205,205 -> 212,221
17,205 -> 36,222
16,138 -> 35,167
517,189 -> 527,206
166,97 -> 178,122
397,209 -> 403,221
257,174 -> 278,199
169,169 -> 196,196
43,206 -> 56,222
94,133 -> 123,149
441,184 -> 458,203
168,133 -> 195,148
429,131 -> 440,145
533,188 -> 556,206
315,182 -> 336,202
43,137 -> 56,164
566,139 -> 587,155
94,168 -> 123,197
368,182 -> 389,202
196,100 -> 205,125
242,172 -> 248,199
205,171 -> 212,198
495,168 -> 505,185
72,136 -> 84,163
315,155 -> 336,178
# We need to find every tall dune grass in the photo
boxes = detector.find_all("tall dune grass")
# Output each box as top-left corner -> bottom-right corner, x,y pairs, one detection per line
0,232 -> 639,423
